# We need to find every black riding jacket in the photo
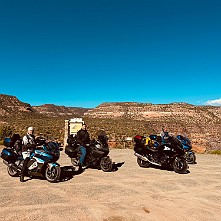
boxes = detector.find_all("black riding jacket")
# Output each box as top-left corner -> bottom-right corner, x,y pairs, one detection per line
76,129 -> 90,147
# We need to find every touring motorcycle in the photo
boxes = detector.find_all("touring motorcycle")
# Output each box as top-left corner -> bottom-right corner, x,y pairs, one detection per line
1,136 -> 62,182
177,135 -> 196,164
65,132 -> 112,172
134,134 -> 188,174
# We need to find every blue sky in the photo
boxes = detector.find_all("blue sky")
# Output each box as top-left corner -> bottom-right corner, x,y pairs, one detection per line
0,0 -> 221,108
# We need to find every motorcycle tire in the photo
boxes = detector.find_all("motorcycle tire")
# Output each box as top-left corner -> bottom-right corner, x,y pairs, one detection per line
137,158 -> 150,168
186,152 -> 196,164
173,157 -> 188,174
100,156 -> 112,172
45,166 -> 61,183
7,166 -> 19,177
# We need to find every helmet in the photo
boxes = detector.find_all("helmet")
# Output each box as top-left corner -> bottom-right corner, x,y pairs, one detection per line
134,135 -> 143,144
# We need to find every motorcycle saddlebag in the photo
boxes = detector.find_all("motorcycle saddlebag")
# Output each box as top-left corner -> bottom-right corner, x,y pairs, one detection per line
65,145 -> 78,158
1,148 -> 17,162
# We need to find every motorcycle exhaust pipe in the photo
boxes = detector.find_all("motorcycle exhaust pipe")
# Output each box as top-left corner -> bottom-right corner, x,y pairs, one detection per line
134,153 -> 149,161
134,153 -> 161,166
3,160 -> 20,171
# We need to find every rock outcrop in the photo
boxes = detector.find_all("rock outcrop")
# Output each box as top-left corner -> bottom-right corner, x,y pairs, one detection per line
85,102 -> 221,150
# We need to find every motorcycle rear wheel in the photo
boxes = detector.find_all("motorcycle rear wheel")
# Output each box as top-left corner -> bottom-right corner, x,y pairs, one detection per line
7,166 -> 19,177
186,152 -> 196,164
45,166 -> 61,183
137,158 -> 150,168
173,157 -> 188,174
100,156 -> 112,172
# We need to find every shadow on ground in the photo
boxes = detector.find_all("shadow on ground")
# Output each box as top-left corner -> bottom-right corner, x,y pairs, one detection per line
148,164 -> 190,174
59,162 -> 125,182
60,166 -> 82,182
111,162 -> 125,172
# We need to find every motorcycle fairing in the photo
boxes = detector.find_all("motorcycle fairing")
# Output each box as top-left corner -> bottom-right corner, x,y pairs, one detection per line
34,149 -> 53,162
47,162 -> 60,170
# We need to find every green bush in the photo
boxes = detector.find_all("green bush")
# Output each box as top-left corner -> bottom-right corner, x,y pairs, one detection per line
208,150 -> 221,155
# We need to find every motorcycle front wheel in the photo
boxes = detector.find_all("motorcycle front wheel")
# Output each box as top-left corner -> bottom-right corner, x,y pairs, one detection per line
173,157 -> 188,174
7,165 -> 19,177
45,166 -> 61,183
100,156 -> 112,172
186,152 -> 196,164
137,158 -> 150,168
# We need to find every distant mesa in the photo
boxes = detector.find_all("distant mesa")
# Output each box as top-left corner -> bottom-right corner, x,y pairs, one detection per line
0,94 -> 89,117
0,94 -> 221,151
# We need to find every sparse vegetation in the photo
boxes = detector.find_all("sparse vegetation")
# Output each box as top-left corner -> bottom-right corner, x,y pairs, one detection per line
207,150 -> 221,155
0,125 -> 14,142
0,94 -> 221,151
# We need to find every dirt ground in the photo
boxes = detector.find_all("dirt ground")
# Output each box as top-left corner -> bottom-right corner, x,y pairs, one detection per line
0,148 -> 221,221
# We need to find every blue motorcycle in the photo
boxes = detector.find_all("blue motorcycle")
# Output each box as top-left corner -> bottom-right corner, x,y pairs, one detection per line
1,136 -> 62,182
177,135 -> 196,164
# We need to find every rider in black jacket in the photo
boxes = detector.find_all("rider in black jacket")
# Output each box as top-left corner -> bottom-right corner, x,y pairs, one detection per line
76,123 -> 90,171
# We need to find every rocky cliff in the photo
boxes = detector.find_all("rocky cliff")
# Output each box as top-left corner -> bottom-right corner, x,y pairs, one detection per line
0,94 -> 34,117
32,104 -> 89,117
0,94 -> 89,140
0,95 -> 220,151
84,102 -> 221,150
0,94 -> 89,118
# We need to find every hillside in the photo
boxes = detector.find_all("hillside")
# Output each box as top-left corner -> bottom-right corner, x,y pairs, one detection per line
0,95 -> 221,151
0,94 -> 90,118
0,94 -> 34,116
84,102 -> 221,150
0,94 -> 89,140
32,104 -> 89,117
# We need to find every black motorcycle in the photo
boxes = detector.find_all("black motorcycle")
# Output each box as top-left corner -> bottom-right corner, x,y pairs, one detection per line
65,133 -> 112,172
1,136 -> 62,182
134,134 -> 188,174
177,135 -> 196,164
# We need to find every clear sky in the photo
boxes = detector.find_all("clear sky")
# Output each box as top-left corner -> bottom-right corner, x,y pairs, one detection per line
0,0 -> 221,108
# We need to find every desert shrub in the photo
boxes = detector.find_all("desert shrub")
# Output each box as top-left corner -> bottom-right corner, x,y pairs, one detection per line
0,125 -> 14,140
208,150 -> 221,155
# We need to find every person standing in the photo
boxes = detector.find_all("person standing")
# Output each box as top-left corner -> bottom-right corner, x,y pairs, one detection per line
20,127 -> 36,182
76,123 -> 90,171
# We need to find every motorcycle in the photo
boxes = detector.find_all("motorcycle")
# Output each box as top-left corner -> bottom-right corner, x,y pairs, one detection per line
134,134 -> 188,174
65,132 -> 112,172
1,136 -> 62,182
177,135 -> 196,164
